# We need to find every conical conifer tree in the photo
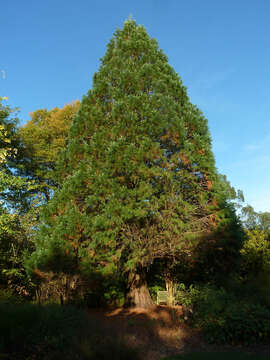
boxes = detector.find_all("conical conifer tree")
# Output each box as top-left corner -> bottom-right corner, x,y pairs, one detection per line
30,20 -> 231,307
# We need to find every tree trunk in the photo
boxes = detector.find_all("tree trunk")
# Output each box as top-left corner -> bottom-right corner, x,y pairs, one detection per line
125,270 -> 154,308
60,294 -> 64,306
35,288 -> 41,305
165,278 -> 176,307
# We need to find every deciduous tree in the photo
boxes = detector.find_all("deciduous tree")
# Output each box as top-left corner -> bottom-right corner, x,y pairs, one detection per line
18,101 -> 80,203
0,97 -> 29,295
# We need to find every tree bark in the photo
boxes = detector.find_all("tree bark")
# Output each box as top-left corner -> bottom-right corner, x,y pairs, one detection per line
35,288 -> 41,305
125,270 -> 154,308
165,278 -> 175,307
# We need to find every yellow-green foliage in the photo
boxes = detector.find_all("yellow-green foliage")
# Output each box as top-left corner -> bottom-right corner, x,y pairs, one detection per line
241,229 -> 270,274
20,101 -> 80,164
19,101 -> 80,200
0,97 -> 29,294
0,97 -> 26,192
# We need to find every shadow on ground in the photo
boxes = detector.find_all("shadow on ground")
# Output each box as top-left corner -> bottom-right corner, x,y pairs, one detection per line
86,305 -> 203,360
87,305 -> 270,360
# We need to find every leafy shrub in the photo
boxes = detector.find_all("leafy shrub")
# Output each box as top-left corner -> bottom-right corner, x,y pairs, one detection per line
102,282 -> 125,307
223,273 -> 270,308
241,229 -> 270,275
175,283 -> 270,345
0,288 -> 23,304
149,284 -> 164,302
175,283 -> 200,308
201,302 -> 270,344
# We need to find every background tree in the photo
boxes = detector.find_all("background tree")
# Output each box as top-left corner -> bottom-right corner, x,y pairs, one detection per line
240,229 -> 270,275
259,212 -> 270,232
241,204 -> 270,232
0,97 -> 27,211
18,101 -> 80,205
0,97 -> 30,297
29,20 -> 242,308
238,204 -> 270,291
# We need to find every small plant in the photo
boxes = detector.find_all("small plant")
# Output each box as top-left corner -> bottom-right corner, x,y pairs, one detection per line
149,284 -> 164,302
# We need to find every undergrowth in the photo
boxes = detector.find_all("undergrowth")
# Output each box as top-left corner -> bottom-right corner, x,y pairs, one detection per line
175,283 -> 270,345
0,299 -> 139,360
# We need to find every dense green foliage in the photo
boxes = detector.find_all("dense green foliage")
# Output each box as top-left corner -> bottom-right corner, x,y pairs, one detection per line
0,97 -> 30,295
174,283 -> 270,345
0,97 -> 27,210
241,229 -> 270,275
0,211 -> 29,296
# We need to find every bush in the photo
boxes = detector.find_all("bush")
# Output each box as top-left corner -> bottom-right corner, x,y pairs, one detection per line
200,302 -> 270,344
0,288 -> 23,304
149,284 -> 164,302
241,229 -> 270,275
175,283 -> 270,345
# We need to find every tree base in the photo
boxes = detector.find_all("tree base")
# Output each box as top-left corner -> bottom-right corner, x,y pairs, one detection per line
125,271 -> 154,309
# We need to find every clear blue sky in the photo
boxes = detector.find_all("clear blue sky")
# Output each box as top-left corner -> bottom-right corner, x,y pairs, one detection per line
1,0 -> 270,212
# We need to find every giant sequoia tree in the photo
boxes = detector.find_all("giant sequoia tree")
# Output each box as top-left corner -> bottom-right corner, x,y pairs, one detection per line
30,20 -> 234,307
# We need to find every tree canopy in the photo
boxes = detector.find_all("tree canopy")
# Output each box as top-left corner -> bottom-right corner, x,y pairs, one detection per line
241,205 -> 270,231
0,97 -> 29,292
18,101 -> 80,204
0,97 -> 27,209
